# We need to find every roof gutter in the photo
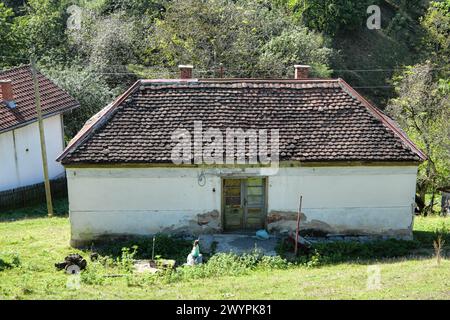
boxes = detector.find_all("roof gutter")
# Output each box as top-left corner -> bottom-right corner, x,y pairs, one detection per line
0,102 -> 80,135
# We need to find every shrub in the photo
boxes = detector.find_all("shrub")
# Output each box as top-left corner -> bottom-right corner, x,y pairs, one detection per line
0,252 -> 21,271
161,251 -> 291,283
81,262 -> 106,286
93,234 -> 193,263
117,246 -> 138,272
433,223 -> 449,265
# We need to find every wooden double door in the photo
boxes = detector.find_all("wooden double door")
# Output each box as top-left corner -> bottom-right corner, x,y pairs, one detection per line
223,177 -> 267,231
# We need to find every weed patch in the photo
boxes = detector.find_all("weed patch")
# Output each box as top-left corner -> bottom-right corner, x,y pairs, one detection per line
277,239 -> 422,266
0,252 -> 21,271
91,234 -> 193,263
161,251 -> 291,283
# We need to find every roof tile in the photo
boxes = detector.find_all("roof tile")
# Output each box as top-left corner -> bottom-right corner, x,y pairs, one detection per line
60,79 -> 424,164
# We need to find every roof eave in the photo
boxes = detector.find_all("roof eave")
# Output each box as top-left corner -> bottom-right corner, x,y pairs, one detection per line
61,159 -> 423,167
0,102 -> 80,135
337,78 -> 427,162
56,80 -> 142,162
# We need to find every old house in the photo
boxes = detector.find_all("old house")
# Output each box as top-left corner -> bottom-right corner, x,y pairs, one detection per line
0,65 -> 79,193
58,65 -> 425,246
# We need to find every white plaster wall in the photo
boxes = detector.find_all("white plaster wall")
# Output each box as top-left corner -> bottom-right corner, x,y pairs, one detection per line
268,166 -> 418,236
0,115 -> 65,191
67,168 -> 222,242
67,165 -> 418,243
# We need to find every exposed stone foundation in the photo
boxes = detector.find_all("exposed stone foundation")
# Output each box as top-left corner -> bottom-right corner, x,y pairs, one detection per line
266,210 -> 413,240
71,210 -> 222,247
161,210 -> 221,235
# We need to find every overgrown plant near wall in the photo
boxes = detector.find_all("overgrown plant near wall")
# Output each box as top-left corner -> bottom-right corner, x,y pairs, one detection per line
91,234 -> 193,263
433,223 -> 449,266
81,238 -> 428,286
46,218 -> 450,288
161,251 -> 291,283
276,238 -> 422,266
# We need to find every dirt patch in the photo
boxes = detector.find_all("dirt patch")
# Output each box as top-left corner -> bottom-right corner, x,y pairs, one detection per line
197,210 -> 220,226
160,210 -> 221,235
267,211 -> 306,224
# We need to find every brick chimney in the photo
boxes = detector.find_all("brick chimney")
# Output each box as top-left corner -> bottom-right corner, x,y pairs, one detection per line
179,65 -> 193,79
0,80 -> 14,102
294,65 -> 311,79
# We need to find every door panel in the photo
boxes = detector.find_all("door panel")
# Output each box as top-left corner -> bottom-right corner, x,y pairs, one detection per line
224,207 -> 244,229
223,178 -> 266,231
223,179 -> 244,230
247,194 -> 264,206
246,208 -> 264,229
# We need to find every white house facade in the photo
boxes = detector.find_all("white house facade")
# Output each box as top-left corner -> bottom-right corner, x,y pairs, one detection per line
66,165 -> 418,246
0,65 -> 79,192
0,114 -> 65,192
58,66 -> 425,246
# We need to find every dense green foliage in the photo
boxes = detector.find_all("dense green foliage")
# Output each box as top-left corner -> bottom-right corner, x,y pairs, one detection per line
388,63 -> 450,214
386,1 -> 450,212
421,0 -> 450,66
287,0 -> 379,35
138,0 -> 333,78
0,3 -> 15,68
41,65 -> 118,138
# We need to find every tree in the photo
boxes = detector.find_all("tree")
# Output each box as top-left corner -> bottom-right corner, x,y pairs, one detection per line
68,10 -> 143,87
258,25 -> 333,78
91,0 -> 165,17
387,63 -> 450,215
421,0 -> 450,67
12,0 -> 71,63
41,64 -> 118,138
286,0 -> 379,35
0,3 -> 15,68
142,0 -> 334,78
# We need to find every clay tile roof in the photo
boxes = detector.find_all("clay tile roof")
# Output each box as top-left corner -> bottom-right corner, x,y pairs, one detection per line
58,78 -> 426,164
0,65 -> 79,133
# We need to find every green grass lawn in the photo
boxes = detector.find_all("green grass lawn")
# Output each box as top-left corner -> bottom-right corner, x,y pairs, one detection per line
0,206 -> 449,300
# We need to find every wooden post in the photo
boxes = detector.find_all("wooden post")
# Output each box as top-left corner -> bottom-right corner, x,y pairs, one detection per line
295,195 -> 303,256
152,236 -> 156,261
30,57 -> 54,217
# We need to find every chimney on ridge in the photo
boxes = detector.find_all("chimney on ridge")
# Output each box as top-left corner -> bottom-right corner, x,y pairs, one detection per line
0,80 -> 16,108
294,65 -> 311,79
179,65 -> 193,79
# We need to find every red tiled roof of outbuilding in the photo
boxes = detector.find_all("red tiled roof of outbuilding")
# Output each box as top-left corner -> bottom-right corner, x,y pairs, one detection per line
0,65 -> 79,133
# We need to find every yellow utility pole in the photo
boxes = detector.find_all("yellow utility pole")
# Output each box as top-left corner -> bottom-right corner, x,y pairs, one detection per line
30,57 -> 54,217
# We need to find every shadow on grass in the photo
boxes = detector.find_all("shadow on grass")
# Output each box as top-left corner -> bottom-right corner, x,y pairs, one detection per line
0,198 -> 69,222
0,259 -> 15,271
413,230 -> 450,246
277,235 -> 450,268
77,231 -> 449,268
0,254 -> 21,271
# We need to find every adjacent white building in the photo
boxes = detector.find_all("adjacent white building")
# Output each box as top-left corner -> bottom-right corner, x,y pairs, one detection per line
58,65 -> 425,246
0,65 -> 79,192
